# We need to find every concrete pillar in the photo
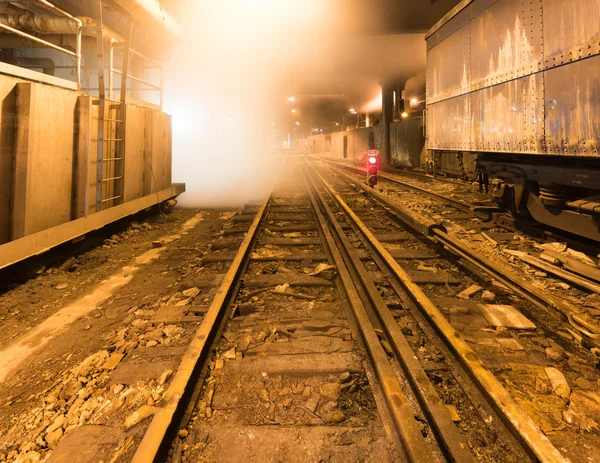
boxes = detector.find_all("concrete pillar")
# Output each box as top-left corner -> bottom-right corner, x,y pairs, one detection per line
73,95 -> 91,218
11,83 -> 35,240
0,84 -> 16,244
365,112 -> 370,128
380,80 -> 394,164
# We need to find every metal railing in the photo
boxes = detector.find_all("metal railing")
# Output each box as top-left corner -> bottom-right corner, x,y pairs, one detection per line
108,40 -> 163,108
0,0 -> 82,90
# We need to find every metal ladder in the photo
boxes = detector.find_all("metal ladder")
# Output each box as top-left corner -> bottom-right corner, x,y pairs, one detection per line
94,0 -> 132,212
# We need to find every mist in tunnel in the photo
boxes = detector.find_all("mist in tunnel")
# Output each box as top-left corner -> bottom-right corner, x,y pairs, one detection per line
163,1 -> 294,208
163,0 -> 429,208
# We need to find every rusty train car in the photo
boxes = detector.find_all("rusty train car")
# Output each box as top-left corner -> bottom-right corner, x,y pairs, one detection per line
425,0 -> 600,241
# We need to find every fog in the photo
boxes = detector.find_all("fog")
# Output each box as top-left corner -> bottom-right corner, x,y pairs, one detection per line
163,1 -> 428,208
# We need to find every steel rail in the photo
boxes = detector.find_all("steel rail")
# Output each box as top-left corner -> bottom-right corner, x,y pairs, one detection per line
301,171 -> 435,463
331,165 -> 600,349
305,157 -> 569,463
313,154 -> 472,187
320,157 -> 485,217
303,163 -> 475,462
130,198 -> 270,463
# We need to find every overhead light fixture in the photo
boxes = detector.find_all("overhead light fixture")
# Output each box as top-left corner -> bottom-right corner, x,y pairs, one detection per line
410,98 -> 418,104
295,122 -> 300,125
401,112 -> 408,118
288,96 -> 295,102
349,108 -> 356,113
335,122 -> 339,126
291,109 -> 297,113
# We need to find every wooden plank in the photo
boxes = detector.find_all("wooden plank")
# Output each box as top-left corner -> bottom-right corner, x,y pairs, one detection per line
201,251 -> 328,263
507,250 -> 600,294
268,224 -> 318,232
269,214 -> 314,221
0,184 -> 185,271
478,304 -> 536,330
268,208 -> 311,214
245,273 -> 334,288
361,220 -> 389,230
211,237 -> 244,250
262,237 -> 322,246
355,249 -> 438,260
388,249 -> 439,260
375,233 -> 411,242
370,271 -> 460,285
542,249 -> 600,285
222,226 -> 251,236
232,215 -> 257,223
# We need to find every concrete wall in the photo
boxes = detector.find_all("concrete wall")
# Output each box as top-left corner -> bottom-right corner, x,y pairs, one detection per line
306,121 -> 424,167
11,83 -> 79,239
0,73 -> 174,245
390,118 -> 425,167
307,127 -> 379,162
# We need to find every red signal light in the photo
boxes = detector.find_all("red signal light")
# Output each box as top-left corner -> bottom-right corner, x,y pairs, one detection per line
368,156 -> 378,165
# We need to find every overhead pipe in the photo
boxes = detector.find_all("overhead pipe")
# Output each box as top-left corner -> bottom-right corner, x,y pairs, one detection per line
0,14 -> 125,42
107,0 -> 181,41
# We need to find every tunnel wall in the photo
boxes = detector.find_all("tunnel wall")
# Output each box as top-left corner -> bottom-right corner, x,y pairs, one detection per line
390,118 -> 425,167
306,120 -> 425,168
0,74 -> 173,245
306,127 -> 379,162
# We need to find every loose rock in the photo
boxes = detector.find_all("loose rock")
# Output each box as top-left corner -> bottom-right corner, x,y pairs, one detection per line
124,405 -> 158,429
545,367 -> 571,401
545,345 -> 567,362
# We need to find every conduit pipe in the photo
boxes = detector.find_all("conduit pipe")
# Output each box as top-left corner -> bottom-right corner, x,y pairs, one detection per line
0,14 -> 125,42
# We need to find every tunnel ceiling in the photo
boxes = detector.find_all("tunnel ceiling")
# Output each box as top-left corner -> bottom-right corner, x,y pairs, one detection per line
330,0 -> 463,35
270,0 -> 463,120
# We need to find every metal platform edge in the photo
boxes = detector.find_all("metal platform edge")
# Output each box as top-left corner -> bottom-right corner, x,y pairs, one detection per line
0,183 -> 186,271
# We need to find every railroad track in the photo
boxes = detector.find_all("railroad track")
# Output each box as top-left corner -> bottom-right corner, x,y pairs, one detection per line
311,156 -> 491,219
319,156 -> 600,255
124,156 -> 582,462
318,156 -> 600,347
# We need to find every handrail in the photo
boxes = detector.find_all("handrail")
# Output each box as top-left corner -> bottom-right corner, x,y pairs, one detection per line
108,39 -> 163,108
0,0 -> 82,90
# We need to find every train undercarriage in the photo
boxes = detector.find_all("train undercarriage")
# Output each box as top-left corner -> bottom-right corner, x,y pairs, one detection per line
477,155 -> 600,242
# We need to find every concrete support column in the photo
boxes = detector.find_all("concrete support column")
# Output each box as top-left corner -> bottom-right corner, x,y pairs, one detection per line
380,80 -> 394,164
73,95 -> 91,219
11,83 -> 34,240
365,112 -> 370,128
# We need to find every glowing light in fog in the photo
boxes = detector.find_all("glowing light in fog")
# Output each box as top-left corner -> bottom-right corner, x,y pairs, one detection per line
401,112 -> 408,118
410,98 -> 418,104
291,109 -> 297,113
288,96 -> 295,102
